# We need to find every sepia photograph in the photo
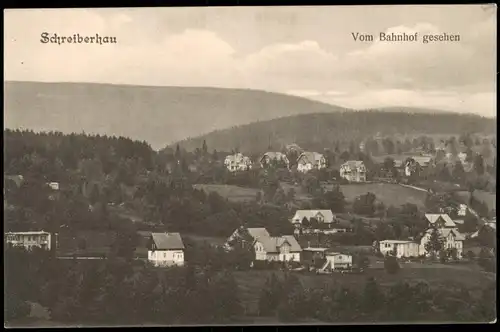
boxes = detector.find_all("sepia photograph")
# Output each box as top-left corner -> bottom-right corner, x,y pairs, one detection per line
3,5 -> 497,327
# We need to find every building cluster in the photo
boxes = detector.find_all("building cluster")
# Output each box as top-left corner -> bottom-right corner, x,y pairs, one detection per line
379,213 -> 466,258
4,206 -> 493,269
223,150 -> 438,184
224,225 -> 354,272
224,151 -> 328,174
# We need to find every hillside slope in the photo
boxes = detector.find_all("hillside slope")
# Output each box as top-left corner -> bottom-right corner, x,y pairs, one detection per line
4,81 -> 350,150
171,111 -> 496,153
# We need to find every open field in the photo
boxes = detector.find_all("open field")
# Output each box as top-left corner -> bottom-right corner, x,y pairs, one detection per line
234,263 -> 493,315
455,190 -> 496,211
193,184 -> 261,202
57,230 -> 116,257
279,182 -> 313,203
321,183 -> 428,209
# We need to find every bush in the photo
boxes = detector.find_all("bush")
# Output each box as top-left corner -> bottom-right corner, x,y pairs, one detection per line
384,256 -> 400,274
5,296 -> 31,323
466,250 -> 476,261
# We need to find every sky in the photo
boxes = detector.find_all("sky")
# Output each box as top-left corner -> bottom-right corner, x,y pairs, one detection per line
4,5 -> 497,117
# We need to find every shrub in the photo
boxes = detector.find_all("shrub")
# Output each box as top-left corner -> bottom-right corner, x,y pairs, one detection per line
384,256 -> 400,274
466,250 -> 476,261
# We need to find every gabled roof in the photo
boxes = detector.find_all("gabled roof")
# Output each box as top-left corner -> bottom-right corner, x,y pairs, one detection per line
247,227 -> 271,239
424,227 -> 465,241
226,227 -> 271,246
435,228 -> 465,241
256,235 -> 302,253
425,214 -> 456,228
342,160 -> 365,168
151,232 -> 185,250
298,152 -> 324,164
293,210 -> 335,223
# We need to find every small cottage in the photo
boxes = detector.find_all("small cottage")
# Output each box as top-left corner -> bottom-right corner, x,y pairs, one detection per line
148,232 -> 185,267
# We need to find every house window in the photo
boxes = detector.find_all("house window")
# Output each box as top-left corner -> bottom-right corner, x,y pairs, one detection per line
163,252 -> 166,258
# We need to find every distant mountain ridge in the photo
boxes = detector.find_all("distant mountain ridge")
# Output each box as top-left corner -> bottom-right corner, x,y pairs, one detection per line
4,81 -> 350,150
4,81 -> 495,152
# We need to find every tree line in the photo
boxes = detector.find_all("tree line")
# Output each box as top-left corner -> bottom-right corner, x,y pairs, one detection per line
4,245 -> 245,326
257,273 -> 495,323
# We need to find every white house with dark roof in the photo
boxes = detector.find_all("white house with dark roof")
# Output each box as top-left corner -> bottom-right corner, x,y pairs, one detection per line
296,152 -> 327,173
148,232 -> 185,267
339,160 -> 367,182
260,152 -> 290,169
254,235 -> 302,262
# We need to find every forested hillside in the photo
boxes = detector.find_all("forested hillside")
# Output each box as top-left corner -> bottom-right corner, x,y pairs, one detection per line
4,81 -> 349,150
171,111 -> 496,153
